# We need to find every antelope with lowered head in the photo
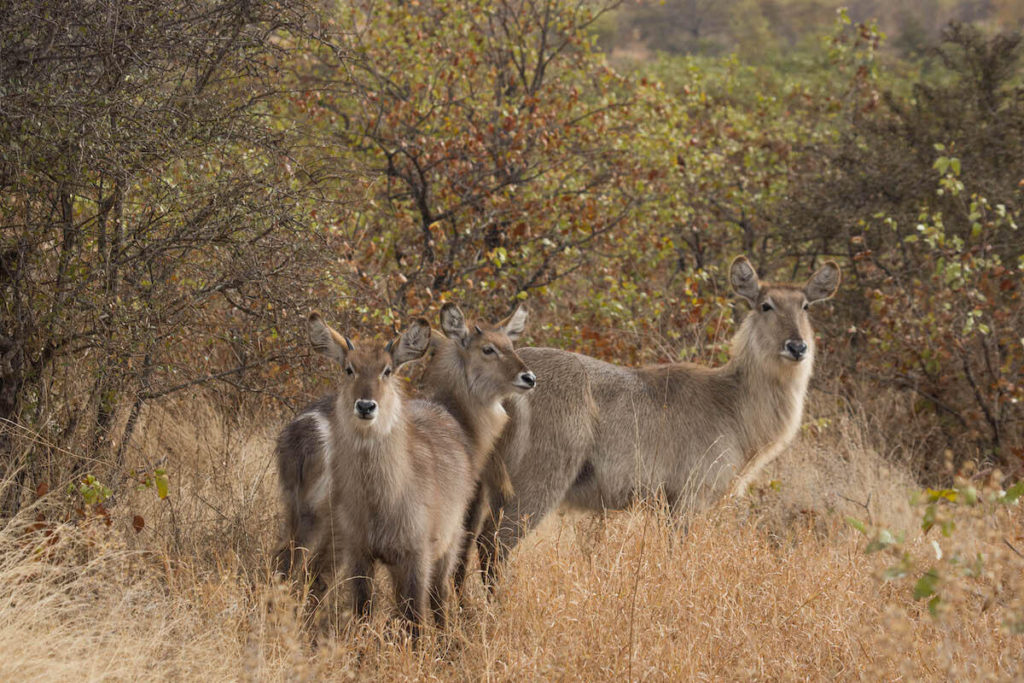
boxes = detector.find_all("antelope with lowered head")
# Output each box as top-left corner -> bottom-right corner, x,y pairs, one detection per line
475,257 -> 841,585
420,303 -> 535,588
274,313 -> 474,634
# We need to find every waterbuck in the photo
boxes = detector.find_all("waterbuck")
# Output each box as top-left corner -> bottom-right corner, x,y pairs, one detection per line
420,303 -> 536,588
475,256 -> 841,584
274,313 -> 474,633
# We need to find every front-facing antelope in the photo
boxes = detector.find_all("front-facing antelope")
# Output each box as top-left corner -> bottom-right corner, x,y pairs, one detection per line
475,257 -> 841,584
275,314 -> 474,634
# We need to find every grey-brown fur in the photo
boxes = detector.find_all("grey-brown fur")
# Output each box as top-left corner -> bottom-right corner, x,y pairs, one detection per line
273,394 -> 337,592
419,303 -> 535,589
476,257 -> 840,585
274,314 -> 474,633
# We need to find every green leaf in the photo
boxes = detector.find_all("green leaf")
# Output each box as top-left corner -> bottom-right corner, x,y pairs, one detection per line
927,595 -> 942,616
925,488 -> 958,503
866,535 -> 892,554
1001,480 -> 1024,504
921,504 -> 936,533
866,528 -> 903,553
845,515 -> 867,535
961,486 -> 978,505
882,565 -> 908,580
155,468 -> 169,500
913,569 -> 939,600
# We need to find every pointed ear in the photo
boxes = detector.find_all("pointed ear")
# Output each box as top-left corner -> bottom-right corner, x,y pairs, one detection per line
729,256 -> 760,304
391,318 -> 432,367
439,303 -> 469,343
805,260 -> 841,304
498,305 -> 528,341
308,312 -> 349,364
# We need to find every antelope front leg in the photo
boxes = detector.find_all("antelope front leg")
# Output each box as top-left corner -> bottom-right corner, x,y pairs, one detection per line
453,480 -> 488,593
429,545 -> 459,629
390,553 -> 429,640
349,553 -> 374,620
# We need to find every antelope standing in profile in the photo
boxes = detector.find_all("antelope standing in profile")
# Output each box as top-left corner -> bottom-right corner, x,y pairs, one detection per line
475,257 -> 841,585
274,314 -> 474,633
420,303 -> 535,588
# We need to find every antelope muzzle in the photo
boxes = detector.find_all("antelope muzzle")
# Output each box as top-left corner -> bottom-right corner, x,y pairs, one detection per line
782,339 -> 808,362
514,370 -> 537,390
354,399 -> 378,420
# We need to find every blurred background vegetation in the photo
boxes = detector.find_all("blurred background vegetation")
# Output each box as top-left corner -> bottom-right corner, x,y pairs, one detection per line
1,0 -> 1021,515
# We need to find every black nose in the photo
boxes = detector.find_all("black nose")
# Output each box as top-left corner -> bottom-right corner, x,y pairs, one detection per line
355,399 -> 377,418
785,339 -> 807,360
519,371 -> 536,388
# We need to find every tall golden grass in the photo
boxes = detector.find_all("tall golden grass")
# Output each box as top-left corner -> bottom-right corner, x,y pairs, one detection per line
1,391 -> 1020,680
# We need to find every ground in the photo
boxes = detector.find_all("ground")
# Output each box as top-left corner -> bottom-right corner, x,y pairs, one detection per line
1,392 -> 1020,680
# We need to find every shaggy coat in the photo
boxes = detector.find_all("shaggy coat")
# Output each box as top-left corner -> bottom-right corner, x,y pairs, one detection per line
418,303 -> 535,587
476,257 -> 841,585
274,315 -> 475,631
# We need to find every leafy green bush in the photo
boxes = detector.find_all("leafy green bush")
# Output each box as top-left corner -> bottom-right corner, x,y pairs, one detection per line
848,472 -> 1023,629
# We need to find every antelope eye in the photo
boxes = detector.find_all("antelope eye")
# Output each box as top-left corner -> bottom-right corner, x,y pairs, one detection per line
344,366 -> 354,376
382,367 -> 392,378
482,346 -> 496,355
761,302 -> 774,312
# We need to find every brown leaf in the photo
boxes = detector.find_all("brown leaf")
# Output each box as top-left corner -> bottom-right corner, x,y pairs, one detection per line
132,515 -> 145,533
36,482 -> 49,497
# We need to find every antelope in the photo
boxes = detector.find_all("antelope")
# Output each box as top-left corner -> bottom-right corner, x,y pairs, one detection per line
274,313 -> 474,633
419,303 -> 535,588
475,256 -> 841,585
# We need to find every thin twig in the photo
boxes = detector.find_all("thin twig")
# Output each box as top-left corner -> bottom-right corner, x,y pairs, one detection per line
837,492 -> 872,513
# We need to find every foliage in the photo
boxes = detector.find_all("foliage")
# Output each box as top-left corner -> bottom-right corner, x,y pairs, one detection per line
67,474 -> 112,508
0,3 -> 1022,669
603,0 -> 1020,60
847,470 -> 1024,630
778,22 -> 1024,471
291,0 -> 641,321
858,170 -> 1022,470
2,0 -> 1022,518
0,0 -> 330,511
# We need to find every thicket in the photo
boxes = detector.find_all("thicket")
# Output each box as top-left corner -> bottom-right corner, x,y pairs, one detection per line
1,0 -> 1022,520
0,0 -> 338,515
779,21 -> 1023,474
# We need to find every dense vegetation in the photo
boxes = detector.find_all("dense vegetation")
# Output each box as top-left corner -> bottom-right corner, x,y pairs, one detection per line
0,0 -> 1021,676
3,0 -> 1020,502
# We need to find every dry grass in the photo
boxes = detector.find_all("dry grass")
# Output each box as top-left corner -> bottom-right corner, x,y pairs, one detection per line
1,392 -> 1021,681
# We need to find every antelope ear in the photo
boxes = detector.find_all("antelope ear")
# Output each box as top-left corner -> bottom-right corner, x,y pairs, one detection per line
439,303 -> 469,344
392,318 -> 432,367
805,261 -> 841,304
308,313 -> 349,364
729,256 -> 760,304
498,305 -> 528,341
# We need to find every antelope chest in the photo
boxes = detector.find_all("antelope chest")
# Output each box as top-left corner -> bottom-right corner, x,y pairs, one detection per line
475,401 -> 509,454
729,375 -> 810,496
362,497 -> 425,560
